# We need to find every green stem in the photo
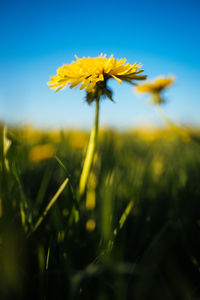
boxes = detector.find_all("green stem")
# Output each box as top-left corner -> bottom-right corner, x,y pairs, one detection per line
155,105 -> 176,128
155,105 -> 190,140
78,98 -> 100,200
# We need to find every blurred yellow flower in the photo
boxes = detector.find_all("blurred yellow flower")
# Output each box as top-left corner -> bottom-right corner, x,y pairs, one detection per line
136,76 -> 175,104
68,131 -> 88,149
29,144 -> 56,163
152,154 -> 164,178
48,54 -> 146,103
21,124 -> 43,144
86,219 -> 96,232
46,130 -> 61,143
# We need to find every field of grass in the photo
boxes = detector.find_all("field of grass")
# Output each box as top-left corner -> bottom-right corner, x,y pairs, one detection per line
1,124 -> 200,299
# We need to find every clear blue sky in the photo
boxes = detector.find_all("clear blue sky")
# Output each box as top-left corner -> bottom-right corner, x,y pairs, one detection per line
1,0 -> 200,129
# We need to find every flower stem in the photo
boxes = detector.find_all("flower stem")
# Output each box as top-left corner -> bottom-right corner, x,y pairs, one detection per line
78,98 -> 100,200
155,105 -> 176,128
155,105 -> 190,141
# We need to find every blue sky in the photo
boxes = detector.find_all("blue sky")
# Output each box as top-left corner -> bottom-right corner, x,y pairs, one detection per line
0,0 -> 200,129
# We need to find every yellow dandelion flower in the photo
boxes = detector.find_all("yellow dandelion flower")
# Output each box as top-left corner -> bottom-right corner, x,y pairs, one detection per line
136,76 -> 174,93
29,144 -> 56,163
136,76 -> 175,104
48,54 -> 146,103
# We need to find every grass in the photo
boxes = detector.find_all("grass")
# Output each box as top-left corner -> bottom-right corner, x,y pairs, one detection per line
1,124 -> 200,299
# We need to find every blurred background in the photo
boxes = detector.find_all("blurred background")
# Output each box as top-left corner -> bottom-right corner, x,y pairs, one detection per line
1,1 -> 200,299
0,0 -> 200,129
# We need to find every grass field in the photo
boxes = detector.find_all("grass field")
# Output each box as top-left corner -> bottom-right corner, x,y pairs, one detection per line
1,124 -> 200,299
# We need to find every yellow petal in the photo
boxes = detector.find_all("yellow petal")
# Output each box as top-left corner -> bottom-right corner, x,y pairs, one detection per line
111,74 -> 121,84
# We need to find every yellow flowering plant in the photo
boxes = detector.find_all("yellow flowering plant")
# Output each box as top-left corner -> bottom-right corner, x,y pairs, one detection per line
136,75 -> 190,142
136,76 -> 175,104
48,54 -> 146,103
48,54 -> 146,222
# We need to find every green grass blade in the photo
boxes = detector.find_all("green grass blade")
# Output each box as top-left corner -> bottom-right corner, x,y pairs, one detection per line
30,177 -> 69,234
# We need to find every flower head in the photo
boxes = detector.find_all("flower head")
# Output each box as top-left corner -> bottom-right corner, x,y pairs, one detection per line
136,76 -> 175,104
48,54 -> 146,103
